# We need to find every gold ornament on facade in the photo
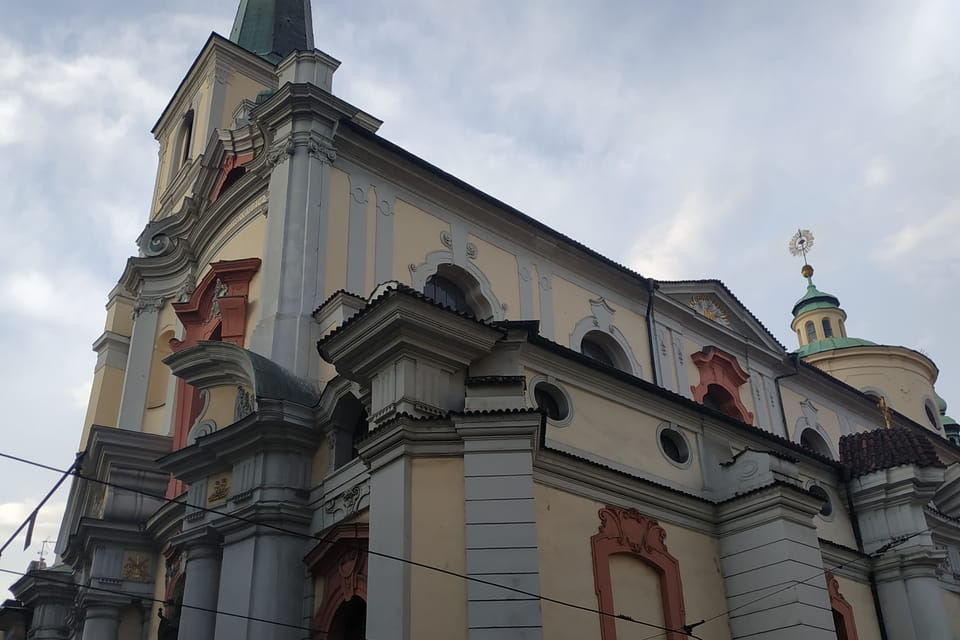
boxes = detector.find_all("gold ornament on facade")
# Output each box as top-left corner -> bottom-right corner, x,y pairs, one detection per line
121,552 -> 152,582
688,295 -> 730,326
208,477 -> 230,503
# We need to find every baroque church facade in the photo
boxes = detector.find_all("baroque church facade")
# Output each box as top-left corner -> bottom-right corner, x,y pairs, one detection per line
3,2 -> 960,639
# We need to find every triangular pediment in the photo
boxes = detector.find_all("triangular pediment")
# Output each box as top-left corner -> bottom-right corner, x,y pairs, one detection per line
656,280 -> 786,354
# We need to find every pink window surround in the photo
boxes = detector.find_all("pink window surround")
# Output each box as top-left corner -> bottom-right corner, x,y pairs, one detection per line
306,524 -> 369,639
826,572 -> 860,640
690,346 -> 754,424
591,506 -> 687,640
166,258 -> 260,498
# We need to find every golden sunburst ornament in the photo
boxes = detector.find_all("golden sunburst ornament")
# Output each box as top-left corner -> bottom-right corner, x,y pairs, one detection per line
689,295 -> 730,326
789,229 -> 816,277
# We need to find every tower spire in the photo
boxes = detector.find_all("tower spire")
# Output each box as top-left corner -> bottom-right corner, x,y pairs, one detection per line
230,0 -> 315,64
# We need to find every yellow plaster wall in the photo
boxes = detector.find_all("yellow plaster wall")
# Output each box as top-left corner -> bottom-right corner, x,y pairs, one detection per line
837,576 -> 883,640
943,588 -> 960,639
324,168 -> 351,297
810,351 -> 937,429
682,336 -> 701,395
467,234 -> 520,319
534,484 -> 731,640
201,212 -> 266,268
544,380 -> 703,489
608,303 -> 653,383
551,275 -> 592,345
81,366 -> 125,445
197,212 -> 266,347
391,199 -> 450,284
811,500 -> 858,549
610,554 -> 663,639
409,458 -> 467,640
219,71 -> 271,130
529,263 -> 541,321
105,298 -> 134,337
203,385 -> 240,432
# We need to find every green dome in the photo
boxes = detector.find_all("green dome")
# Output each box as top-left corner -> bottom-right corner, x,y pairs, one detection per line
792,281 -> 841,318
936,393 -> 948,414
944,414 -> 959,428
794,336 -> 876,357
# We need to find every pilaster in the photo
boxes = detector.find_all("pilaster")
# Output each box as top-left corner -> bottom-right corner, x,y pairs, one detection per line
80,604 -> 121,640
173,528 -> 223,640
455,412 -> 544,640
848,464 -> 950,640
116,296 -> 164,430
716,483 -> 835,639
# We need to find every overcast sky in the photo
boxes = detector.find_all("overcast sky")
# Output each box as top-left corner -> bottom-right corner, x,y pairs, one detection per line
1,0 -> 958,595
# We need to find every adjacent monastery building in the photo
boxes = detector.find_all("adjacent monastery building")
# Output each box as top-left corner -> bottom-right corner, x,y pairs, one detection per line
3,2 -> 960,639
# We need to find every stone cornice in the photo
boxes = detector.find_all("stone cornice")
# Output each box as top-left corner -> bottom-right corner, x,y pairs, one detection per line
803,343 -> 939,385
251,80 -> 373,135
164,340 -> 319,410
818,539 -> 872,582
158,413 -> 320,482
357,415 -> 462,471
533,448 -> 717,536
654,280 -> 788,358
319,290 -> 505,381
715,481 -> 824,534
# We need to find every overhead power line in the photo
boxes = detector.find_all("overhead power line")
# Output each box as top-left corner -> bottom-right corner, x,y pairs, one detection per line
0,450 -> 703,639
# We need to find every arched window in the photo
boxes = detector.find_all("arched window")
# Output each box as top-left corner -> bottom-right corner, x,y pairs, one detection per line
702,384 -> 741,419
330,394 -> 369,470
174,110 -> 194,172
805,321 -> 817,343
308,525 -> 369,640
580,330 -> 630,371
581,333 -> 615,367
328,597 -> 366,640
690,347 -> 754,424
423,273 -> 470,314
822,318 -> 833,338
800,428 -> 833,459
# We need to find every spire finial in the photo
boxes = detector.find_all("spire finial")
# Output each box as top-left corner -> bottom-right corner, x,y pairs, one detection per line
789,229 -> 815,282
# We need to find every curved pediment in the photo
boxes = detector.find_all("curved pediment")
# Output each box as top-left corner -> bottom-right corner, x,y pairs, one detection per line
164,341 -> 321,409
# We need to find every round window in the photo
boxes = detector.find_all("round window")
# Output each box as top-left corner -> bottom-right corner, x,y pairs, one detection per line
658,427 -> 690,465
534,382 -> 570,423
808,484 -> 833,517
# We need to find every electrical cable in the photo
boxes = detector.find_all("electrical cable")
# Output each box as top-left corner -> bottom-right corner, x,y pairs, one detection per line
0,450 -> 703,639
637,516 -> 959,640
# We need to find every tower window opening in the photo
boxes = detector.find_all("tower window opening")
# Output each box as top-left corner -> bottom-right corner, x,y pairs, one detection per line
822,318 -> 833,338
804,321 -> 817,343
175,110 -> 195,171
